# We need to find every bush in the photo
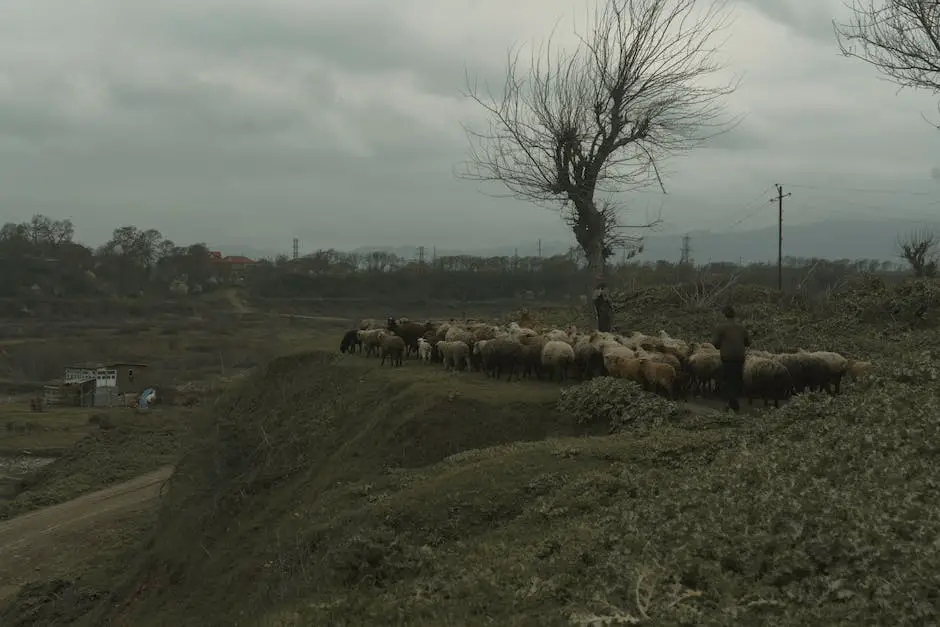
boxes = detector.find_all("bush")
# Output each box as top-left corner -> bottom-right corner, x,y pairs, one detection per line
557,377 -> 683,432
887,349 -> 939,386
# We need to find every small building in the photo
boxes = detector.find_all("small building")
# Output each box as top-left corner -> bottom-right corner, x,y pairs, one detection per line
208,250 -> 256,282
60,362 -> 149,407
43,378 -> 96,407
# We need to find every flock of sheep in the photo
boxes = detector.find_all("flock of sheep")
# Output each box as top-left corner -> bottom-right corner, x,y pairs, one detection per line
339,317 -> 871,407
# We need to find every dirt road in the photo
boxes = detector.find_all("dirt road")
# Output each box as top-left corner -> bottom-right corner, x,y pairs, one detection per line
0,466 -> 173,601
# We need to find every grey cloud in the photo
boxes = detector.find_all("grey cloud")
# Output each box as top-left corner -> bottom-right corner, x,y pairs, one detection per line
739,0 -> 842,44
148,4 -> 474,99
0,0 -> 936,256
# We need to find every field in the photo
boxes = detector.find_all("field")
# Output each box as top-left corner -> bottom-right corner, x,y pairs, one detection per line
1,278 -> 939,625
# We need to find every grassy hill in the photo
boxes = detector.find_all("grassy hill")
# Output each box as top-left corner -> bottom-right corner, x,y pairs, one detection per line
3,279 -> 940,625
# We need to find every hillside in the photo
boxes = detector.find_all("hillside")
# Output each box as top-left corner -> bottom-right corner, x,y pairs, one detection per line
4,281 -> 939,625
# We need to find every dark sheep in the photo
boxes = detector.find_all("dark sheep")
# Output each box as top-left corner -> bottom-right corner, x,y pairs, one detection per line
380,334 -> 406,367
480,336 -> 524,381
387,317 -> 432,358
339,329 -> 361,354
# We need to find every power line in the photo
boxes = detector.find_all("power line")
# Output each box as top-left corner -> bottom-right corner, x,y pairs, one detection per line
702,185 -> 776,233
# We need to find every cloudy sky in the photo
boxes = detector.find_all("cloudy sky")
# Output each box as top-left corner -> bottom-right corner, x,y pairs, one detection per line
1,0 -> 939,256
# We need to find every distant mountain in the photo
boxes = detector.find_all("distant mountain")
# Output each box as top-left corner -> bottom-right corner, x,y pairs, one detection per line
223,218 -> 940,265
639,218 -> 940,265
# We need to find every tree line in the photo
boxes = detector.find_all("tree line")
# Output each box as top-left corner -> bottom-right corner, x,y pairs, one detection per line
0,213 -> 918,303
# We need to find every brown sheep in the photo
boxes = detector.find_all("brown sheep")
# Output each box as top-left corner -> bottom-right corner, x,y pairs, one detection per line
606,355 -> 645,386
379,334 -> 406,367
641,360 -> 678,399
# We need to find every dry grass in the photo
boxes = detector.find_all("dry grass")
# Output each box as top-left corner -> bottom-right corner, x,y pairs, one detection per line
0,508 -> 152,626
0,406 -> 103,455
0,409 -> 190,521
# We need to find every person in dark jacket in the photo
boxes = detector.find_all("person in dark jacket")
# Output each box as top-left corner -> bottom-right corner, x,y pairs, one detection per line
593,282 -> 613,332
712,305 -> 750,411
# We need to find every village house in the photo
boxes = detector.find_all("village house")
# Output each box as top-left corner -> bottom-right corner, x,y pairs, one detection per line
46,361 -> 150,407
208,250 -> 256,282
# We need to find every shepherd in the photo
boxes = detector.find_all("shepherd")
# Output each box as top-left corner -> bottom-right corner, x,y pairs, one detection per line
712,304 -> 750,412
593,281 -> 613,332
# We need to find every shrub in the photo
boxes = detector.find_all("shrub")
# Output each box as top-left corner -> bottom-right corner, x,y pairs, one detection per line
557,377 -> 683,432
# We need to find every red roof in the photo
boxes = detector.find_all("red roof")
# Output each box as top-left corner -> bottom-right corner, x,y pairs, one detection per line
207,250 -> 255,264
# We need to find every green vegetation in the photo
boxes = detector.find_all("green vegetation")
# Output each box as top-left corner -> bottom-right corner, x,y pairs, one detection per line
0,275 -> 938,625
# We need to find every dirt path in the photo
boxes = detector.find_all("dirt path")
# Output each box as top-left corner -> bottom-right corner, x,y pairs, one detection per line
0,466 -> 173,601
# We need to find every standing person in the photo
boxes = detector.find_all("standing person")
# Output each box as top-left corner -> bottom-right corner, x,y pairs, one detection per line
593,281 -> 613,332
712,305 -> 749,412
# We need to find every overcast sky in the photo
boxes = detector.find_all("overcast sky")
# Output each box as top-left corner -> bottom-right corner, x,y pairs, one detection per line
1,0 -> 939,255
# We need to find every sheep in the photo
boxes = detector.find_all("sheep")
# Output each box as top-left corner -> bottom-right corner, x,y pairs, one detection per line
387,318 -> 432,358
641,359 -> 678,399
339,329 -> 361,354
438,340 -> 471,371
769,349 -> 848,396
541,340 -> 575,382
845,358 -> 872,381
573,339 -> 604,379
639,348 -> 681,372
687,344 -> 722,397
606,355 -> 645,386
360,329 -> 386,357
743,356 -> 793,408
801,350 -> 849,395
471,324 -> 501,342
379,334 -> 406,367
620,332 -> 650,351
544,329 -> 570,343
417,337 -> 432,363
471,339 -> 489,372
481,336 -> 524,381
445,326 -> 475,348
508,322 -> 538,339
345,314 -> 870,410
517,335 -> 547,380
359,318 -> 383,330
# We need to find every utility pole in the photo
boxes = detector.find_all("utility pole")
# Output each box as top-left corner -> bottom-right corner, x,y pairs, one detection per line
680,234 -> 691,265
773,184 -> 791,291
537,239 -> 541,258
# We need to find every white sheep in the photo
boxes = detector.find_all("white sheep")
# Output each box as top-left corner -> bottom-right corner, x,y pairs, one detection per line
544,329 -> 570,343
438,340 -> 471,372
417,337 -> 432,363
541,340 -> 575,382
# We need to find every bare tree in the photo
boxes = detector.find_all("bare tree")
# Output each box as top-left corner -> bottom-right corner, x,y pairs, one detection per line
897,226 -> 939,277
834,1 -> 940,122
458,0 -> 739,284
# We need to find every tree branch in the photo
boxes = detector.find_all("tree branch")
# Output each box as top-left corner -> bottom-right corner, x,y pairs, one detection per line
834,0 -> 940,96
